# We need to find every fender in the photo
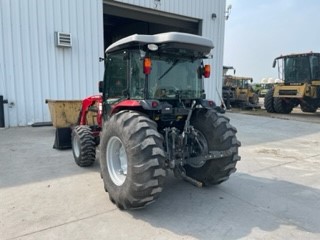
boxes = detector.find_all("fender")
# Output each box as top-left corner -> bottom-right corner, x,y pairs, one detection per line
110,99 -> 142,115
79,95 -> 103,126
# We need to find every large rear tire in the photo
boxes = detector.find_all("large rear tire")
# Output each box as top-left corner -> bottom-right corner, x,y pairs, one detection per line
274,98 -> 293,114
264,89 -> 275,113
72,125 -> 96,167
184,109 -> 241,185
100,110 -> 166,210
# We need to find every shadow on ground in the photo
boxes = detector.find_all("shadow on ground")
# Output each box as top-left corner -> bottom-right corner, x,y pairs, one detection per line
1,127 -> 320,239
129,173 -> 320,239
0,127 -> 99,189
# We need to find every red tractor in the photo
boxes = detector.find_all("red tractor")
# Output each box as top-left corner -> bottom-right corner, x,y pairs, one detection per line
71,32 -> 241,210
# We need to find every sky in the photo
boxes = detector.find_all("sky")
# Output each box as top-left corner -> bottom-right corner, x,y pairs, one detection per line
224,0 -> 320,83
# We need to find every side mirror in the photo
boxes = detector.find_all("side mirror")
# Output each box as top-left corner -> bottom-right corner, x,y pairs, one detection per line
98,81 -> 104,93
272,59 -> 277,68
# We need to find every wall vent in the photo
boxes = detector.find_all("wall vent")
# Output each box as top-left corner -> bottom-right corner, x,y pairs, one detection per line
55,32 -> 72,47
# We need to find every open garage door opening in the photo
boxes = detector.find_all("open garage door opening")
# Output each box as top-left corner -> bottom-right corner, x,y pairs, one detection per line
103,1 -> 201,49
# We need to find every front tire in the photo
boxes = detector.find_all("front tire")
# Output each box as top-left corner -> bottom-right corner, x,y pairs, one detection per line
264,89 -> 275,113
184,109 -> 241,185
274,98 -> 293,114
72,125 -> 96,167
300,102 -> 318,113
100,110 -> 166,210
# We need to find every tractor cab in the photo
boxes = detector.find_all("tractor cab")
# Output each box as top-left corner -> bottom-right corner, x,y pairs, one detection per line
273,52 -> 320,85
99,32 -> 214,122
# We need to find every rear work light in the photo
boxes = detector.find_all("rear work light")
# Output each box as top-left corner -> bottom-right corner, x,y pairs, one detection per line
203,65 -> 211,78
143,57 -> 152,75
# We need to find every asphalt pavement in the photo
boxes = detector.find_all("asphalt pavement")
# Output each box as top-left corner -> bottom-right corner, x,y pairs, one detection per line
1,112 -> 320,240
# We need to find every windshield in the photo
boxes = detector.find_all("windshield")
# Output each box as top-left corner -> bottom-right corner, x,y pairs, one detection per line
105,50 -> 205,101
224,78 -> 237,88
283,55 -> 320,83
224,78 -> 251,88
241,80 -> 251,88
147,55 -> 203,99
310,55 -> 320,80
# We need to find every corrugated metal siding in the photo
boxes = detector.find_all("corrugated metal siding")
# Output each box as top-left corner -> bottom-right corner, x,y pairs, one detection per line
0,0 -> 225,127
0,0 -> 104,127
113,0 -> 226,104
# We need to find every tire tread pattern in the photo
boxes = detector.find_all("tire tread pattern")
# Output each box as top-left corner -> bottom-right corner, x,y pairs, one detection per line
100,110 -> 166,210
300,102 -> 318,113
184,109 -> 241,185
72,125 -> 96,167
264,89 -> 275,113
274,98 -> 293,114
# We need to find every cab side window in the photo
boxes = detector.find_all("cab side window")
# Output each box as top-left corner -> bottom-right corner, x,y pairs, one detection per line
105,52 -> 128,98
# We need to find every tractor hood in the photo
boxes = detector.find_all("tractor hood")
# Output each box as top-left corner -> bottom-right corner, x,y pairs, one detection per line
105,32 -> 214,57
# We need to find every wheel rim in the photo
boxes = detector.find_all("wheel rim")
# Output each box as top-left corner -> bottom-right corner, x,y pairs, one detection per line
72,134 -> 80,158
106,136 -> 128,186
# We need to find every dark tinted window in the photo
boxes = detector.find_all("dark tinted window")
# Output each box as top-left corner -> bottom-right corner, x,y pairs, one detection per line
105,51 -> 128,98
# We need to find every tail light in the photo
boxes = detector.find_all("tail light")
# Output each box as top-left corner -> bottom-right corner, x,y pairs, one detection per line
203,65 -> 211,78
151,101 -> 159,108
143,57 -> 152,75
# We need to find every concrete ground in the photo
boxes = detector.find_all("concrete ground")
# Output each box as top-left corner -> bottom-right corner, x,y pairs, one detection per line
1,112 -> 320,240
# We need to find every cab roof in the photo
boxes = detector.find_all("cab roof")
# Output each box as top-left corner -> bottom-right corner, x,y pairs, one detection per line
274,52 -> 320,60
105,32 -> 214,57
225,75 -> 253,81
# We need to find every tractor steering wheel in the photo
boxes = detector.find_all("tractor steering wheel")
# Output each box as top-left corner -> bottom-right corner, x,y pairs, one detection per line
154,85 -> 179,98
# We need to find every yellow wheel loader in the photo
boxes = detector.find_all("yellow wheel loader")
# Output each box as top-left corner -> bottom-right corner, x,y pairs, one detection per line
223,75 -> 260,109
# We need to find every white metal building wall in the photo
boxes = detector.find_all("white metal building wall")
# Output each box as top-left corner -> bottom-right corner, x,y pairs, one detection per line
0,0 -> 104,127
0,0 -> 225,127
114,0 -> 227,105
